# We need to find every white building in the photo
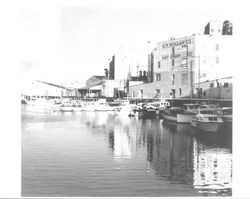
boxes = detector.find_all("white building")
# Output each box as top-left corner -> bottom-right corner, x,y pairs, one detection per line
194,34 -> 233,84
129,21 -> 233,99
204,21 -> 224,36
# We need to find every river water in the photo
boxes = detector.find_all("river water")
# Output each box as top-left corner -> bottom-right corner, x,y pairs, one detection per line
21,104 -> 232,197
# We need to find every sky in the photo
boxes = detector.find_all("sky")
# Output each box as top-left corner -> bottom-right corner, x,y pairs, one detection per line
20,0 -> 236,86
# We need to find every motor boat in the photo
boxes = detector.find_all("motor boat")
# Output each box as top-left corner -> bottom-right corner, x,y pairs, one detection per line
94,99 -> 114,112
82,99 -> 114,112
141,104 -> 157,119
113,104 -> 137,116
177,104 -> 199,123
221,107 -> 232,123
191,109 -> 223,133
72,103 -> 83,112
160,107 -> 184,122
60,103 -> 73,112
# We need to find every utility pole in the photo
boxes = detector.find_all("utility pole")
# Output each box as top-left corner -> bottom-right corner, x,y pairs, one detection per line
198,55 -> 201,98
186,45 -> 193,99
137,65 -> 139,81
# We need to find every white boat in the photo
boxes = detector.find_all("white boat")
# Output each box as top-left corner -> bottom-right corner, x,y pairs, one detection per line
177,104 -> 199,123
198,104 -> 222,114
161,107 -> 184,122
60,103 -> 73,112
72,103 -> 83,112
221,107 -> 232,123
191,109 -> 223,132
82,101 -> 96,112
94,99 -> 114,112
82,99 -> 114,112
113,104 -> 137,116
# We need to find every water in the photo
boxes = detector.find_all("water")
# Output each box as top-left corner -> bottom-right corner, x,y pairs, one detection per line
22,104 -> 232,197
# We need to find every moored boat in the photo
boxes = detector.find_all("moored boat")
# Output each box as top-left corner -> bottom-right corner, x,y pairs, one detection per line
60,103 -> 73,112
191,109 -> 223,132
221,107 -> 232,123
113,104 -> 137,116
72,103 -> 83,112
177,104 -> 199,123
142,104 -> 157,119
161,107 -> 184,122
94,99 -> 114,112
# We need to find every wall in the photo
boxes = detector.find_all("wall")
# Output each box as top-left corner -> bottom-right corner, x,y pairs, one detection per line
102,80 -> 126,97
128,81 -> 191,98
194,34 -> 233,84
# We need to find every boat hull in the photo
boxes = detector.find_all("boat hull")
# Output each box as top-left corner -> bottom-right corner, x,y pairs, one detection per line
177,113 -> 194,123
161,112 -> 177,122
142,109 -> 156,119
60,107 -> 73,112
72,107 -> 83,112
191,120 -> 222,132
222,115 -> 232,123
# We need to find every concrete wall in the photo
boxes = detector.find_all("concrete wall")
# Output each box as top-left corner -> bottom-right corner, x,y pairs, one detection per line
101,80 -> 126,97
128,81 -> 192,98
129,77 -> 232,100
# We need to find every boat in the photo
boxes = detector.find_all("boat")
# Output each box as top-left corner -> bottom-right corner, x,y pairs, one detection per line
191,109 -> 223,132
50,100 -> 63,111
94,99 -> 114,112
82,101 -> 96,112
177,104 -> 199,123
221,107 -> 232,123
113,104 -> 137,116
82,99 -> 114,112
160,107 -> 184,122
141,104 -> 157,119
60,103 -> 73,112
198,104 -> 222,114
72,103 -> 83,112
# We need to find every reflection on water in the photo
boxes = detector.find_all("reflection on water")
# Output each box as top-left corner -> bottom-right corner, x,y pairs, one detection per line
22,104 -> 232,197
193,134 -> 232,196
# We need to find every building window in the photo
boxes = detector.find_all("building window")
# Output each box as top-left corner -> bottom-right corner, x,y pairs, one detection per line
172,47 -> 175,55
179,88 -> 182,96
156,73 -> 161,81
158,61 -> 161,68
171,74 -> 175,85
140,89 -> 143,98
216,56 -> 219,64
155,89 -> 160,97
132,91 -> 135,97
216,44 -> 219,51
172,59 -> 175,67
182,72 -> 188,86
210,83 -> 214,88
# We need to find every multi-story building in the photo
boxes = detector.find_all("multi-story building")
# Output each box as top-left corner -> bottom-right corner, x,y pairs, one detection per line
128,21 -> 233,99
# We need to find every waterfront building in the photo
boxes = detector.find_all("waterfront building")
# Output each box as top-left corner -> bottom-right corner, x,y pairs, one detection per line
81,51 -> 146,98
128,21 -> 233,99
78,75 -> 107,97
